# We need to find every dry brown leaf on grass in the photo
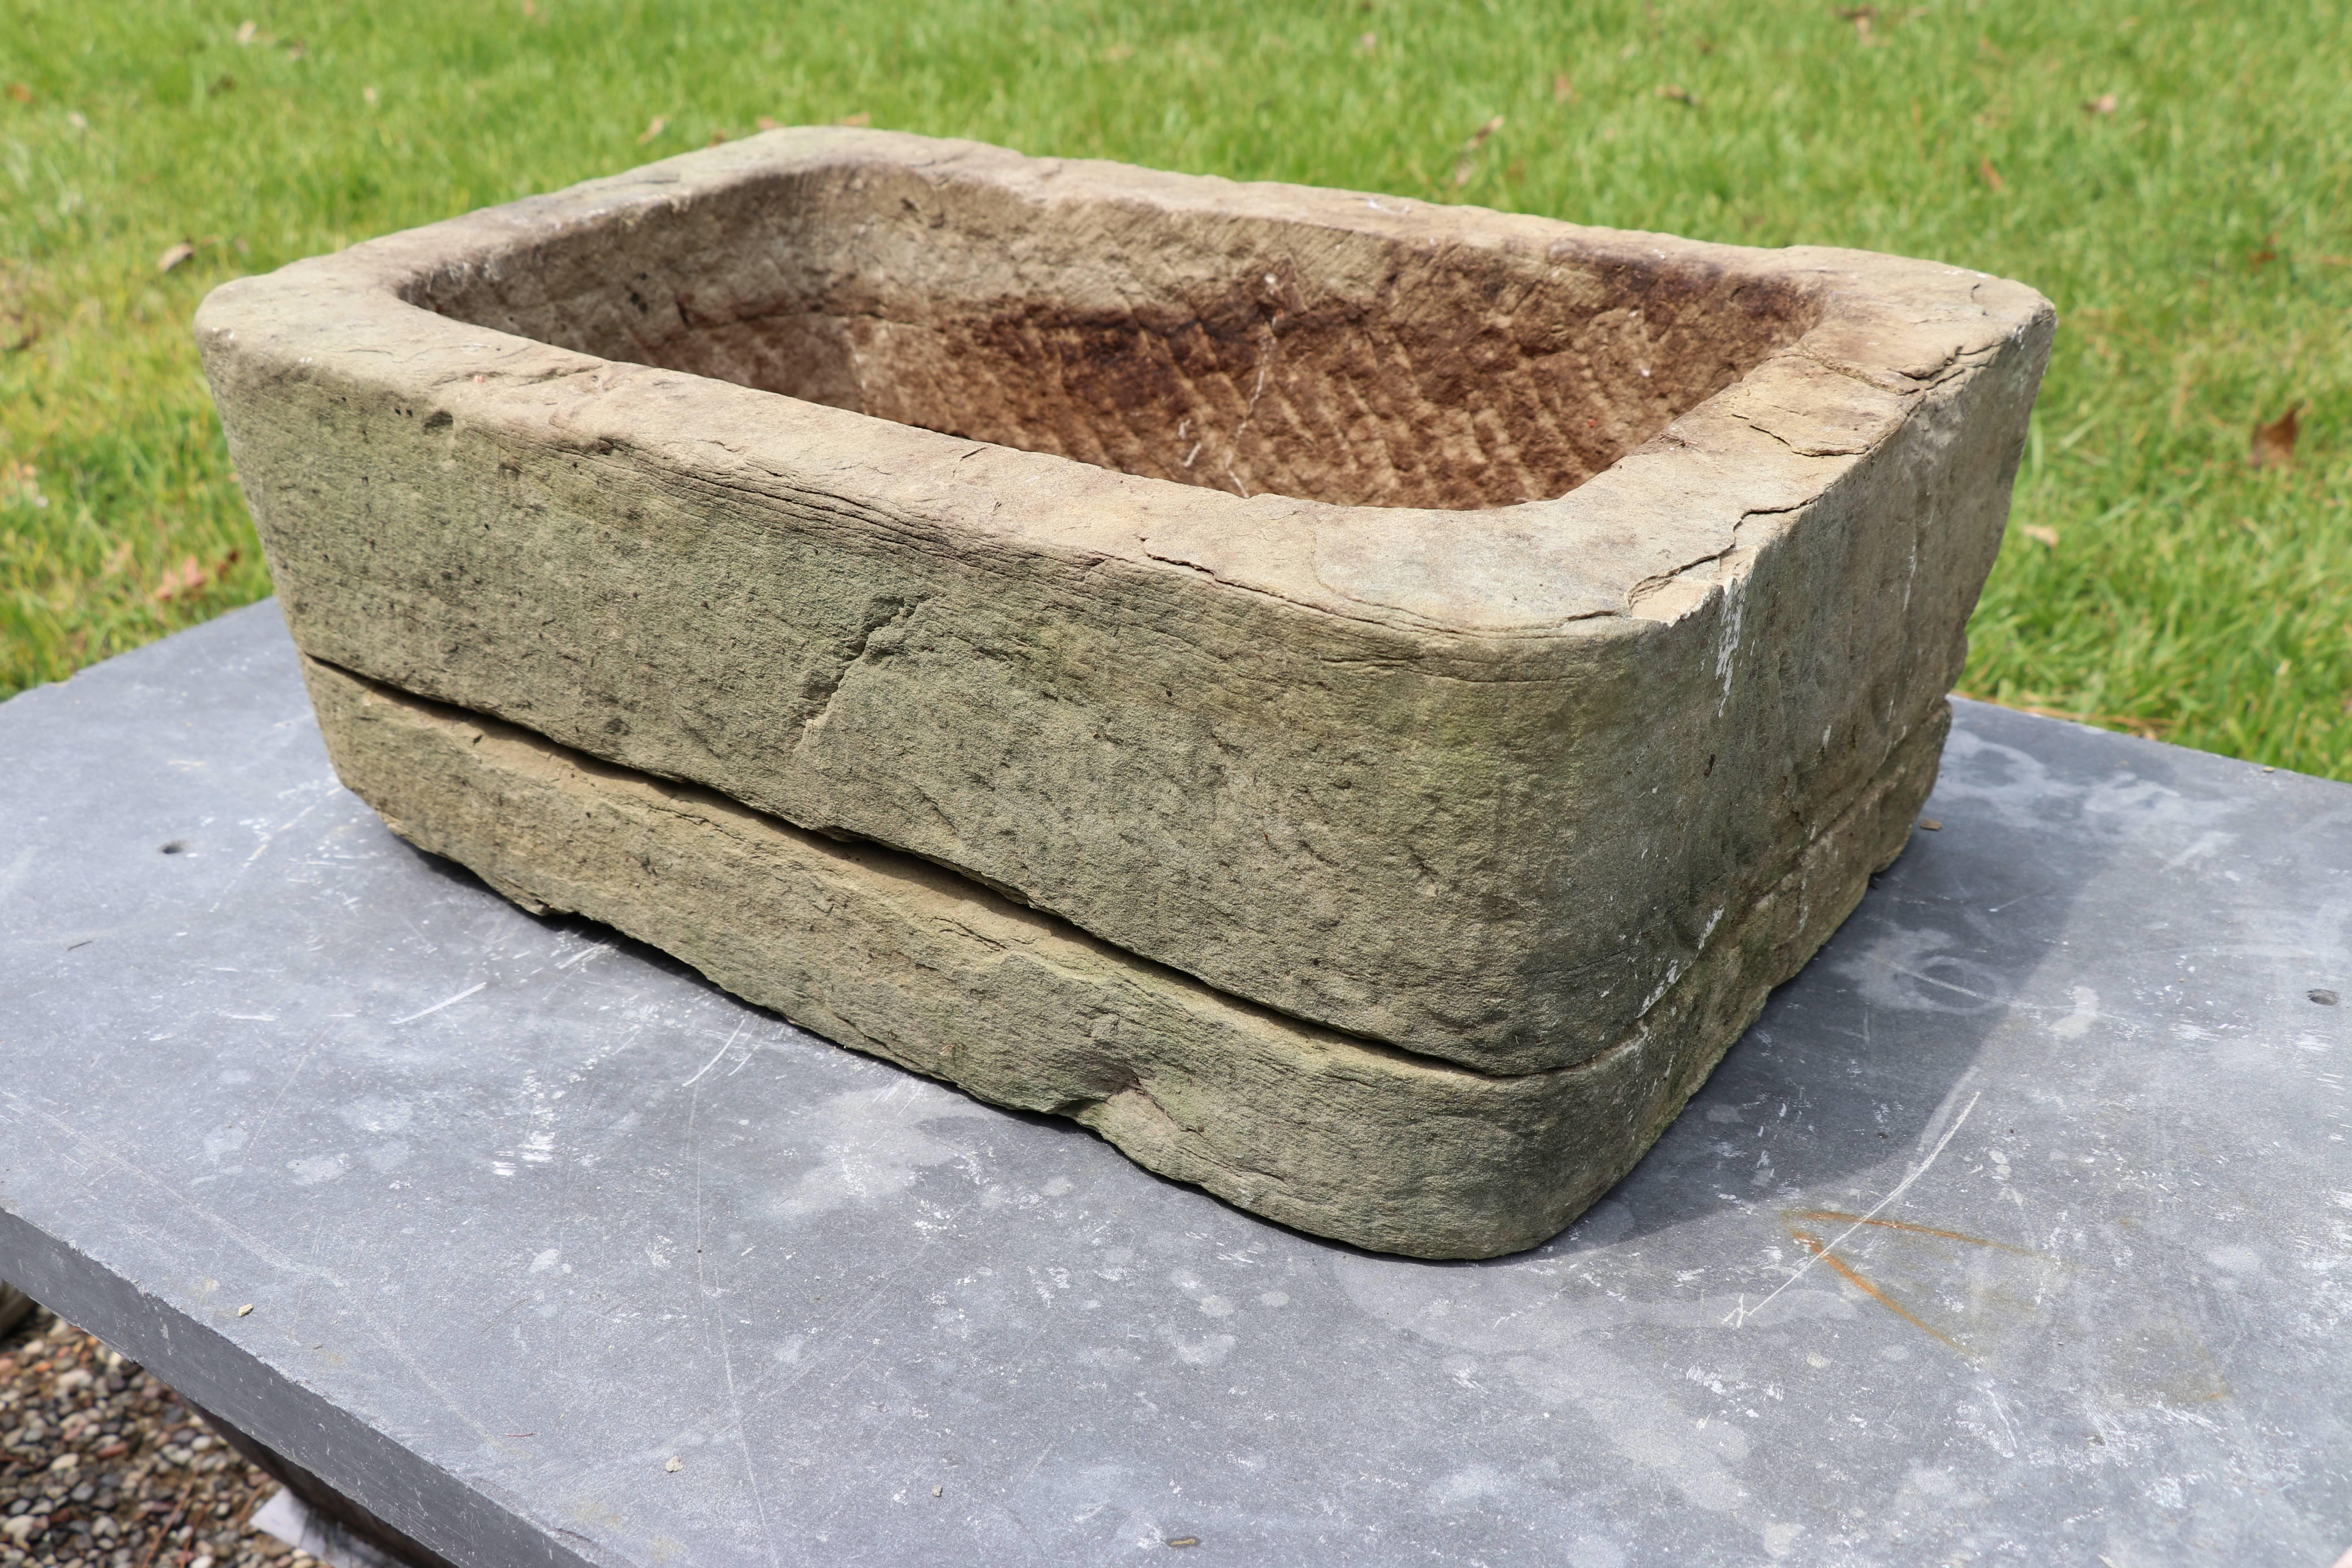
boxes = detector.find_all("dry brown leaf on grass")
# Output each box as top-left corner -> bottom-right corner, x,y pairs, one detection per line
637,114 -> 667,145
150,550 -> 239,604
2020,524 -> 2060,547
151,557 -> 208,603
2249,405 -> 2300,469
235,19 -> 258,44
1,461 -> 47,510
5,82 -> 31,104
1450,115 -> 1505,186
156,241 -> 197,273
2083,92 -> 2118,114
1978,156 -> 2005,191
1552,73 -> 1576,103
1655,83 -> 1701,107
1357,31 -> 1378,53
757,115 -> 782,131
837,111 -> 871,127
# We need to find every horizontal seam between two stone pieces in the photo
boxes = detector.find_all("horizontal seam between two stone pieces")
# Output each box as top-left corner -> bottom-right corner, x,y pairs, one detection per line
310,654 -> 1636,1091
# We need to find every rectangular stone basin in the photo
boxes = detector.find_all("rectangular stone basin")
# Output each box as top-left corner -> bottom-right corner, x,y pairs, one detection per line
197,129 -> 2052,1256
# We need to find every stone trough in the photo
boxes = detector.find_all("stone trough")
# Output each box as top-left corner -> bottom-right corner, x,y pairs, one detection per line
196,128 -> 2052,1257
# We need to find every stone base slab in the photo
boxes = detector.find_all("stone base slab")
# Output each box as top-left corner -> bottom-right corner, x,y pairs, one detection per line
302,655 -> 1945,1258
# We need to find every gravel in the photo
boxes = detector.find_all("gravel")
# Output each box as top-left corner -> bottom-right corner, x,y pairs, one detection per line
1,1306 -> 313,1568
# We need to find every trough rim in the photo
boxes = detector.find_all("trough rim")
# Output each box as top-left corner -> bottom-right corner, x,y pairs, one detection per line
195,126 -> 2054,643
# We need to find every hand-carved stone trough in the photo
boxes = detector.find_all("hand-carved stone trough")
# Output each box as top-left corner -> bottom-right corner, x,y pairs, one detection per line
197,129 -> 2052,1257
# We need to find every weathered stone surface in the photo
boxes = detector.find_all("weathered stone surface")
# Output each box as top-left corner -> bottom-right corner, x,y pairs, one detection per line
301,655 -> 1944,1258
197,129 -> 2054,1077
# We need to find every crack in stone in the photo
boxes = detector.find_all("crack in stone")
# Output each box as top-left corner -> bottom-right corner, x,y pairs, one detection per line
794,594 -> 931,743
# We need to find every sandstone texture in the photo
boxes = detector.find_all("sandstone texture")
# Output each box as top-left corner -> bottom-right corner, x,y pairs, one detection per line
302,656 -> 1942,1258
198,129 -> 2049,1252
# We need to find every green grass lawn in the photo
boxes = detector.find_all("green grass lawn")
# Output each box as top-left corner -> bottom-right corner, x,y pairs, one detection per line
4,0 -> 2347,773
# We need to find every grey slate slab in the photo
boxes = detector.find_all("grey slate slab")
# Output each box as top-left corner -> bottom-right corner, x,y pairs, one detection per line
2,601 -> 2348,1568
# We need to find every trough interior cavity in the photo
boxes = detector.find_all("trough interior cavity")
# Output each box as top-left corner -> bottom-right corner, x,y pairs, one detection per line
416,160 -> 1820,510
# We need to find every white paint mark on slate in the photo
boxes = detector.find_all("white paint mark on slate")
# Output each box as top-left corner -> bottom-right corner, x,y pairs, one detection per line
286,1153 -> 347,1186
338,1097 -> 414,1134
769,1081 -> 995,1220
1162,1330 -> 1236,1367
1835,928 -> 2009,1015
2051,987 -> 2100,1039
